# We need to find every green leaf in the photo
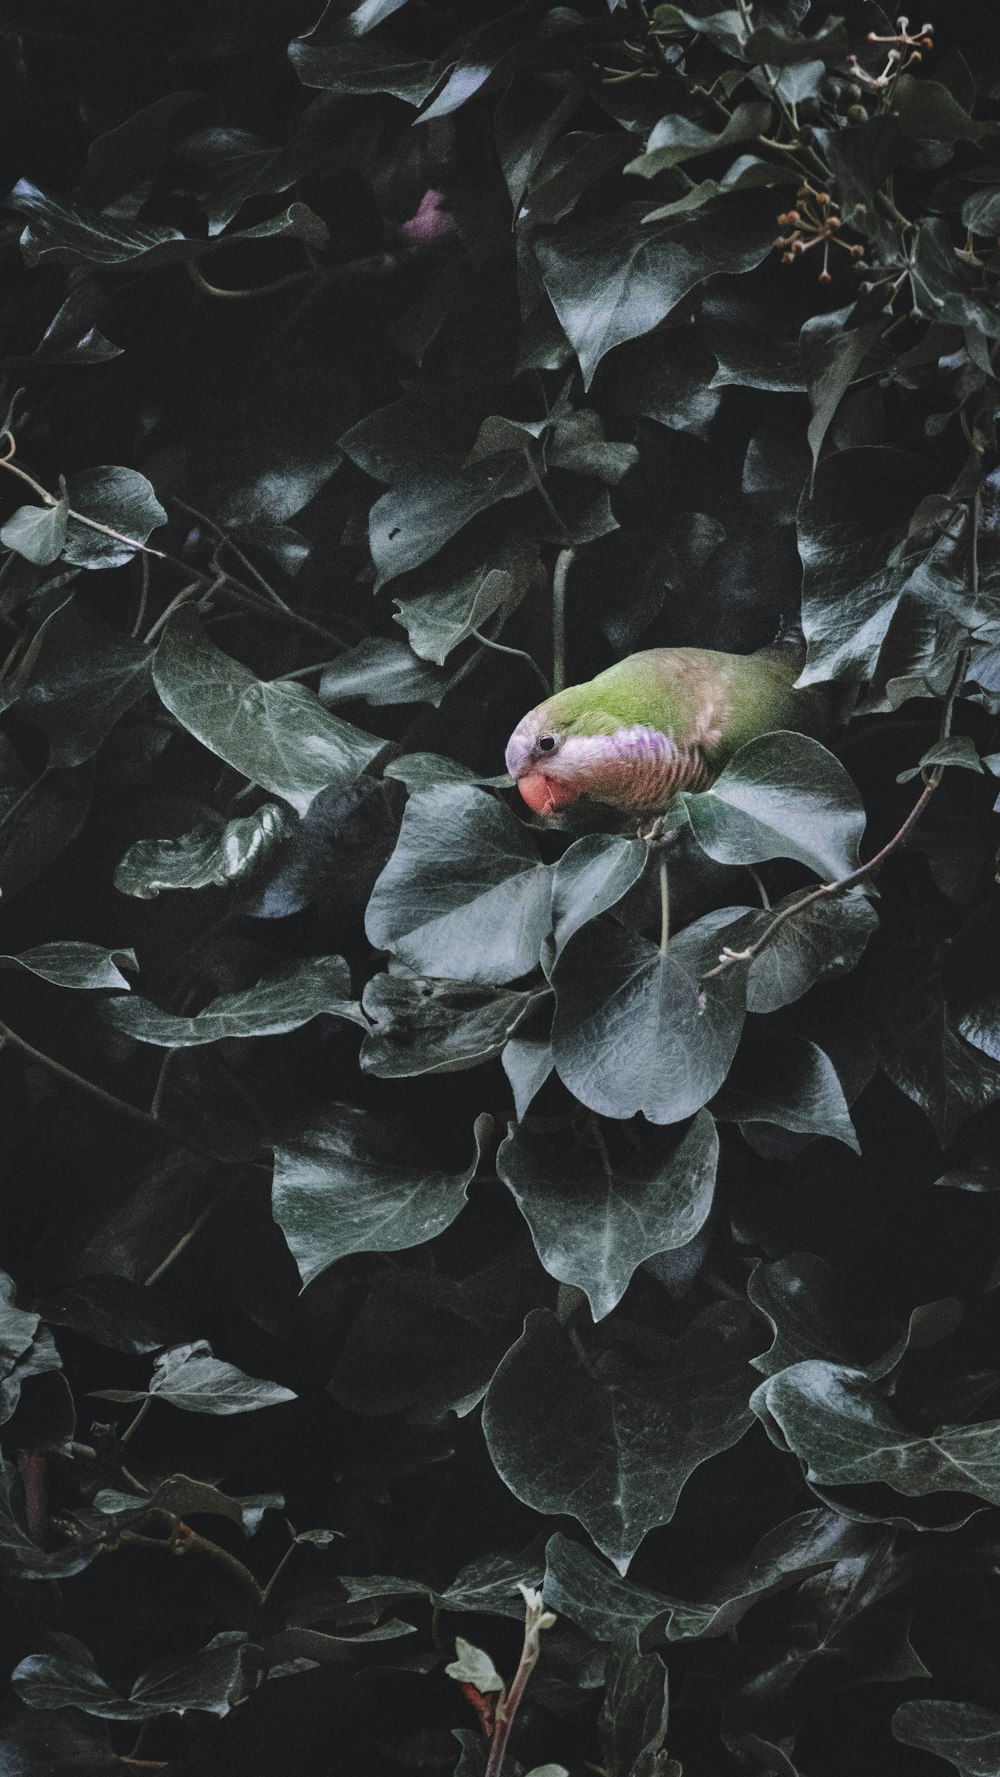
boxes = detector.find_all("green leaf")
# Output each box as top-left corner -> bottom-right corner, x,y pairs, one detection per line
797,448 -> 952,686
549,833 -> 648,967
93,1475 -> 282,1536
867,922 -> 1000,1142
272,1108 -> 489,1288
16,607 -> 151,764
61,467 -> 166,568
683,733 -> 866,881
114,804 -> 291,898
800,311 -> 887,481
365,786 -> 552,985
502,1029 -> 554,1119
753,1360 -> 1000,1507
599,1644 -> 680,1777
0,1270 -> 59,1425
742,890 -> 878,1013
542,1533 -> 673,1648
319,635 -> 476,708
625,101 -> 772,177
897,735 -> 983,783
482,1303 -> 761,1569
496,1110 -> 718,1320
0,942 -> 135,991
534,199 -> 775,387
551,907 -> 749,1124
153,613 -> 387,814
1,481 -> 69,563
288,33 -> 438,104
946,901 -> 1000,1064
444,1637 -> 506,1694
105,955 -> 358,1047
393,536 -> 546,665
890,74 -> 997,144
12,1632 -> 256,1719
893,1701 -> 1000,1777
712,1032 -> 860,1151
361,971 -> 546,1078
94,1340 -> 295,1416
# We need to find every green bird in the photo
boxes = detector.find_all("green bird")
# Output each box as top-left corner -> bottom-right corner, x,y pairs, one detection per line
505,632 -> 826,817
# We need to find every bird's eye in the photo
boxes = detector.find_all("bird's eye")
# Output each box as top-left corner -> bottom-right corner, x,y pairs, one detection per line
537,734 -> 557,754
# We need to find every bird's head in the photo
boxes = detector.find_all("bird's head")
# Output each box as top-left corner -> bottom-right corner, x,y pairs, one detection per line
505,691 -> 622,816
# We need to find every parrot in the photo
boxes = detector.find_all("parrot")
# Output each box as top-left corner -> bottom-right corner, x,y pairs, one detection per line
505,632 -> 827,817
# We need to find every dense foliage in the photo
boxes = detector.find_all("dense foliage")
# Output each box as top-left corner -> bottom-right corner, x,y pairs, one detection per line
3,1 -> 1000,1772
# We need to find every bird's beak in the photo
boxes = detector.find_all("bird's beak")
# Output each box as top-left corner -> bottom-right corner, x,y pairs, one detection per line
516,769 -> 578,816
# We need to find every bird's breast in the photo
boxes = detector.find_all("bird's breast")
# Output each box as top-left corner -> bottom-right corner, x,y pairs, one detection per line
569,726 -> 711,811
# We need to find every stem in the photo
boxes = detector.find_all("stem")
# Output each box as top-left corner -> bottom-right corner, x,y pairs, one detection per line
0,1022 -> 166,1137
484,1589 -> 555,1777
170,1521 -> 263,1621
186,260 -> 314,301
624,0 -> 675,74
143,577 -> 207,645
522,447 -> 574,545
658,853 -> 670,956
747,865 -> 771,910
551,547 -> 574,694
259,1534 -> 298,1609
143,1202 -> 215,1289
470,628 -> 551,698
120,1397 -> 153,1446
131,553 -> 151,640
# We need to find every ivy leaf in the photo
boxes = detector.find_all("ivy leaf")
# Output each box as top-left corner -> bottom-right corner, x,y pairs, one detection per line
272,1108 -> 490,1288
683,733 -> 866,881
153,613 -> 387,814
61,468 -> 166,568
93,1474 -> 282,1537
12,1632 -> 256,1719
365,786 -> 552,985
893,1700 -> 1000,1776
946,901 -> 1000,1064
897,735 -> 983,783
890,74 -> 997,144
549,833 -> 648,967
711,1032 -> 860,1151
800,311 -> 887,481
534,199 -> 775,387
104,955 -> 360,1046
288,33 -> 439,105
392,536 -> 546,665
742,891 -> 878,1013
551,908 -> 749,1124
797,448 -> 946,686
444,1638 -> 505,1694
624,101 -> 772,177
542,1534 -> 673,1648
867,922 -> 1000,1142
93,1340 -> 295,1416
361,972 -> 546,1078
319,635 -> 476,708
753,1360 -> 1000,1507
483,1303 -> 761,1569
115,805 -> 291,898
599,1643 -> 680,1777
0,942 -> 135,991
1,480 -> 69,563
496,1110 -> 718,1320
16,607 -> 151,764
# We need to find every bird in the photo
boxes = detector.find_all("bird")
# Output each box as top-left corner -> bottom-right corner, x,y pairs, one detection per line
504,631 -> 828,818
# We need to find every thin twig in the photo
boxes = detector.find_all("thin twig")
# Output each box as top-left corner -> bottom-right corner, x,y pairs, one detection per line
131,553 -> 151,640
143,1203 -> 215,1288
186,260 -> 314,301
522,447 -> 575,545
658,853 -> 670,955
551,547 -> 574,694
471,628 -> 551,697
0,1023 -> 166,1137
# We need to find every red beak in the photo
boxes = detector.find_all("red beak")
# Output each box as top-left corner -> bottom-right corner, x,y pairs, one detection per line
516,770 -> 578,816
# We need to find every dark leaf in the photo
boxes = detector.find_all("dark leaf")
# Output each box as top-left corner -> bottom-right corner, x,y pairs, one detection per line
271,1107 -> 490,1288
599,1645 -> 680,1777
114,804 -> 291,897
893,1700 -> 1000,1776
496,1110 -> 718,1319
483,1303 -> 761,1568
104,954 -> 360,1046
